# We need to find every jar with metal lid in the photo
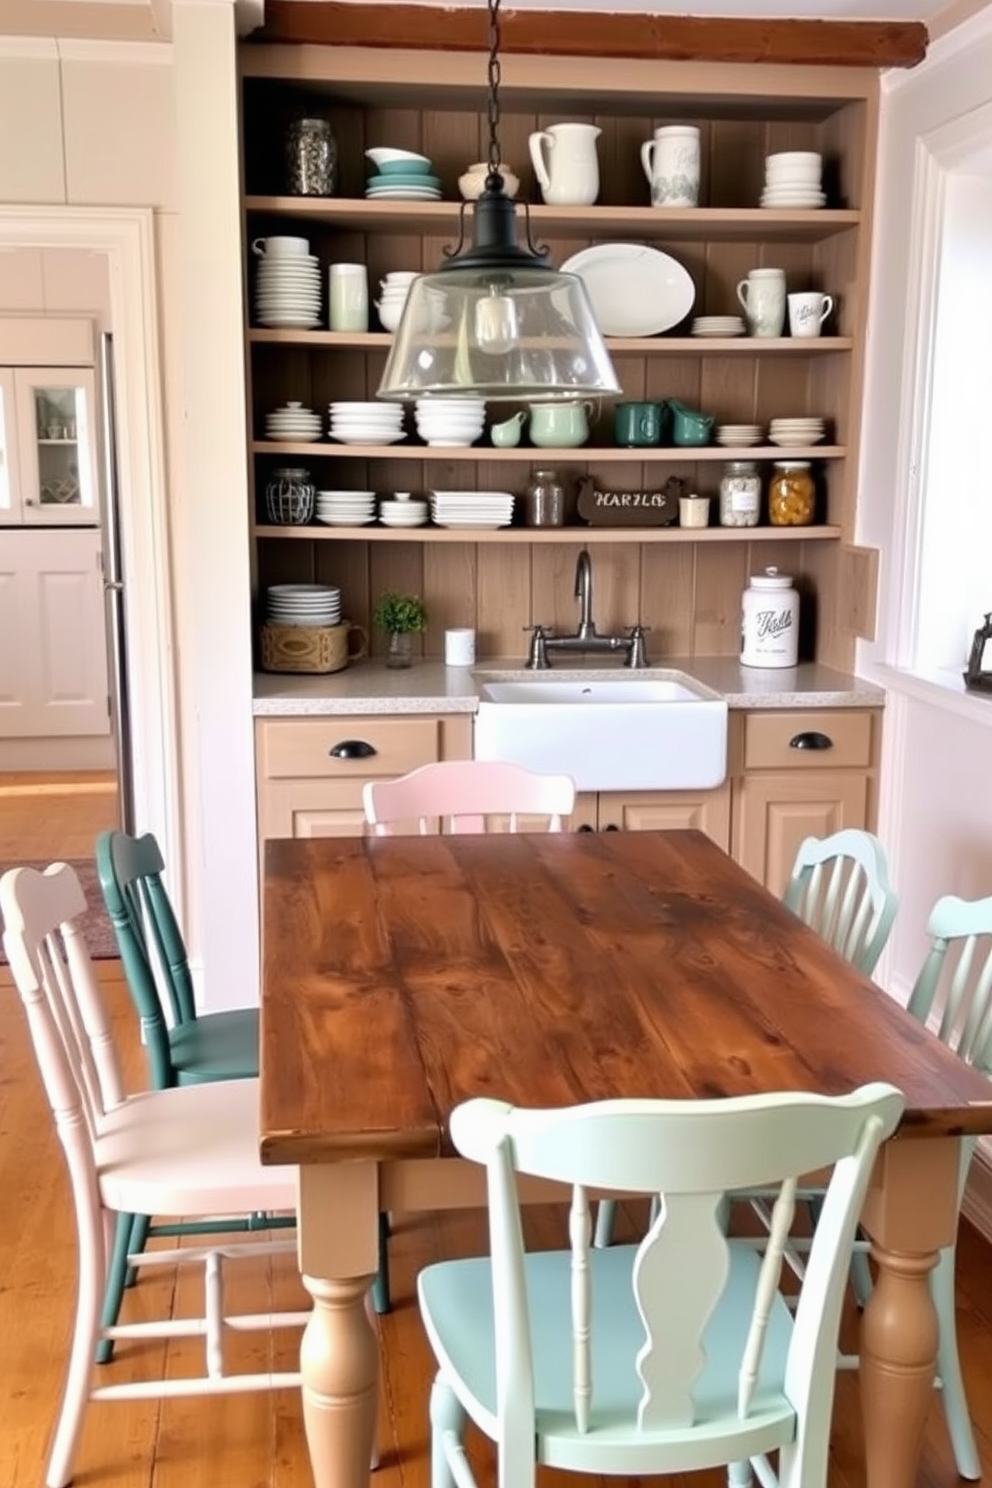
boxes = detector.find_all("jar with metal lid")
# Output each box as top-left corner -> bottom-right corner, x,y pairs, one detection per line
741,567 -> 799,669
769,460 -> 815,526
524,468 -> 565,527
286,117 -> 337,197
719,460 -> 761,528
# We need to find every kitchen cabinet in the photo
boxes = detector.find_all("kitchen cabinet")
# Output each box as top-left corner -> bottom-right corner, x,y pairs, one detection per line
238,46 -> 879,673
0,528 -> 110,737
572,787 -> 732,850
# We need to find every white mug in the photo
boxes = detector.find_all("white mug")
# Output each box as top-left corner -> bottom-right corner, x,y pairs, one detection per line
736,268 -> 786,338
251,235 -> 310,257
788,291 -> 834,338
444,628 -> 476,667
329,262 -> 369,333
640,125 -> 700,208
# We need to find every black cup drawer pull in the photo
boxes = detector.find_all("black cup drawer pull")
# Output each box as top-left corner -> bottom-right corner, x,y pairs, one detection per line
789,731 -> 834,752
328,740 -> 377,760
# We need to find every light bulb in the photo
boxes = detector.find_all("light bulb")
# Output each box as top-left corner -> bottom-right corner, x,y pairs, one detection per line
473,284 -> 519,355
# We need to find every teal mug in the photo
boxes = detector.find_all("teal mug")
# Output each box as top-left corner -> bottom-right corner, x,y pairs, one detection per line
614,401 -> 663,447
668,398 -> 715,447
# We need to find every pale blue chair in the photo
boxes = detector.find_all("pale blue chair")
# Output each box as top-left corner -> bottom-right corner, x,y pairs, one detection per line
418,1085 -> 902,1488
783,827 -> 898,976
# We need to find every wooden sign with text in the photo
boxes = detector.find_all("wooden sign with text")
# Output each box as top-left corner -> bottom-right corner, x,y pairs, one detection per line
576,475 -> 682,527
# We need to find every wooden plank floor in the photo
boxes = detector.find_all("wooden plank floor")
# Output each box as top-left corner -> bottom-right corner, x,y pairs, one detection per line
1,776 -> 991,1488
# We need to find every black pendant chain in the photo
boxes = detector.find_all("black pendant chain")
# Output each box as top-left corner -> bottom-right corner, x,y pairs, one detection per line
486,0 -> 503,177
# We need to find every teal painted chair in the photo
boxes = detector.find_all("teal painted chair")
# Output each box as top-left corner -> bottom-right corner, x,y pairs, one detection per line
418,1085 -> 902,1488
782,827 -> 898,977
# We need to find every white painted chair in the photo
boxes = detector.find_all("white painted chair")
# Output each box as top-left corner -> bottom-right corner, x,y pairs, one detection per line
418,1085 -> 903,1488
783,828 -> 898,976
0,862 -> 310,1488
363,759 -> 576,835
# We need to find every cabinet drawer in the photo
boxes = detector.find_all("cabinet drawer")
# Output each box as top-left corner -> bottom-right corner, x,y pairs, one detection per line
256,716 -> 441,781
742,710 -> 874,771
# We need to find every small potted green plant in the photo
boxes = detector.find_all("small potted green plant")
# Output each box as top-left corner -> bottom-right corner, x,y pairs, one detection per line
372,591 -> 428,669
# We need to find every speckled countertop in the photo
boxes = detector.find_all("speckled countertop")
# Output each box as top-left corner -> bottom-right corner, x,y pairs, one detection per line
253,657 -> 885,716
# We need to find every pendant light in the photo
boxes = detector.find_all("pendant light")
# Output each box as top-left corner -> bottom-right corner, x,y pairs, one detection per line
377,0 -> 621,403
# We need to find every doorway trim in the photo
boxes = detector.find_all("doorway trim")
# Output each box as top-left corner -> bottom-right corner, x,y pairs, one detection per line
0,206 -> 180,898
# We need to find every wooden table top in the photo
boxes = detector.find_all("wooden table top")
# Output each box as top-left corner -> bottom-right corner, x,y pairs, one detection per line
259,830 -> 992,1166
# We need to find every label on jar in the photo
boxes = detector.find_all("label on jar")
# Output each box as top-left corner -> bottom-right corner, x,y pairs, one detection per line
741,587 -> 799,668
730,490 -> 758,513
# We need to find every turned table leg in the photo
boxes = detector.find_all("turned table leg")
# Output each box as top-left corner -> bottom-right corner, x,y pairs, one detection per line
858,1135 -> 962,1488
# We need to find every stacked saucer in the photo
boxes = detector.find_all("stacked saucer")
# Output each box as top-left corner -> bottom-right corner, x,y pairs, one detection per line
430,490 -> 514,530
379,496 -> 429,528
768,416 -> 825,447
691,315 -> 746,337
265,401 -> 322,442
327,401 -> 406,445
255,251 -> 322,328
716,423 -> 764,447
760,151 -> 826,209
265,584 -> 342,627
365,147 -> 442,201
315,490 -> 377,527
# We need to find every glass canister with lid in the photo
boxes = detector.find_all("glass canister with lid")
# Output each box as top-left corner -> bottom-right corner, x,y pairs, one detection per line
286,117 -> 337,197
769,460 -> 815,526
719,460 -> 761,527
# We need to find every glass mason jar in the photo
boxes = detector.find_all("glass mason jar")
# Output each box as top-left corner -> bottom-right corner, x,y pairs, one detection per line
768,460 -> 815,526
719,460 -> 761,528
286,117 -> 337,197
524,468 -> 565,527
386,630 -> 414,669
264,467 -> 314,525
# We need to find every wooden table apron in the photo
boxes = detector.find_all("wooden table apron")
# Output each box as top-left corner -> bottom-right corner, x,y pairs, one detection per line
260,830 -> 992,1488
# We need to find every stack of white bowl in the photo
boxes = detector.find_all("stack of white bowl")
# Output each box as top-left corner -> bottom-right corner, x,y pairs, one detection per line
760,152 -> 825,209
691,315 -> 745,338
376,271 -> 420,334
265,401 -> 322,442
327,401 -> 406,446
716,422 -> 763,447
768,416 -> 825,447
254,238 -> 322,327
315,490 -> 377,527
415,397 -> 486,448
379,495 -> 429,528
265,584 -> 342,627
430,490 -> 514,530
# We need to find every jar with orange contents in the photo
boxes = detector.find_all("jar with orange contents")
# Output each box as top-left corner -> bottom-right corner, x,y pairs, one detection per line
768,460 -> 815,526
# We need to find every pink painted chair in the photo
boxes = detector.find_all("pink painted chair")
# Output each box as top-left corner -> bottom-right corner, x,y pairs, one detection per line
363,759 -> 577,835
0,862 -> 310,1488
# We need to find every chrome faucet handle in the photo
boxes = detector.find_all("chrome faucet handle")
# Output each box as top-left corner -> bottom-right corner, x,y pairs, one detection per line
624,624 -> 651,669
524,623 -> 552,670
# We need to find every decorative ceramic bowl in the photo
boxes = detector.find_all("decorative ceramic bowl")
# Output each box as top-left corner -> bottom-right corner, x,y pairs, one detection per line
458,163 -> 520,201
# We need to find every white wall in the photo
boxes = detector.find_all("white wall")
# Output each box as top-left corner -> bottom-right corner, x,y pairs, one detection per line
858,6 -> 992,999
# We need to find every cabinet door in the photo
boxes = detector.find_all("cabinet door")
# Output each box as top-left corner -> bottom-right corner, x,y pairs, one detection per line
0,528 -> 110,737
0,369 -> 22,522
597,786 -> 732,850
14,367 -> 100,526
257,779 -> 370,839
734,771 -> 868,897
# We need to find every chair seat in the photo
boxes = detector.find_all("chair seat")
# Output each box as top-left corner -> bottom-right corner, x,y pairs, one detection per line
169,1007 -> 260,1083
418,1243 -> 796,1476
94,1077 -> 295,1217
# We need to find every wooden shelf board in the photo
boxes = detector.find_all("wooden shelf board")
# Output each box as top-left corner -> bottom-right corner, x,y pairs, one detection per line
245,197 -> 860,243
251,441 -> 844,461
254,523 -> 843,544
247,328 -> 854,355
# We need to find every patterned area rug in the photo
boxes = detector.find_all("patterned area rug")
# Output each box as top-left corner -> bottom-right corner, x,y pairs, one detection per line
0,857 -> 119,963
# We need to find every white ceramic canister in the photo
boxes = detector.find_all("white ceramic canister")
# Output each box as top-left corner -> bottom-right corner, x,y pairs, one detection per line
741,567 -> 799,669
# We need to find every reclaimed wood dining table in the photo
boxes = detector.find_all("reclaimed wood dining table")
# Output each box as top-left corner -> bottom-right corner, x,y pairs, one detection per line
260,828 -> 992,1488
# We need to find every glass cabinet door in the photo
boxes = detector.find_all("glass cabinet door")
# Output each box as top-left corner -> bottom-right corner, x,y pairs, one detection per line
0,368 -> 21,522
14,367 -> 100,526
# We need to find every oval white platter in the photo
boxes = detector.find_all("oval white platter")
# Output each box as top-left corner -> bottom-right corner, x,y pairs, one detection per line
559,242 -> 696,337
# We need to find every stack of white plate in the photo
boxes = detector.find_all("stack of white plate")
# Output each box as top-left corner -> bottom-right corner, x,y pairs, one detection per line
691,315 -> 746,337
379,497 -> 429,528
255,253 -> 322,328
265,584 -> 342,627
415,397 -> 486,448
760,151 -> 826,209
430,490 -> 514,530
768,416 -> 825,447
716,423 -> 764,447
315,490 -> 377,527
327,401 -> 406,445
265,401 -> 322,442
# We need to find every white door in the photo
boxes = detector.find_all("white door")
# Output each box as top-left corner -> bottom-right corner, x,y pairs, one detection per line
12,367 -> 100,526
0,528 -> 110,736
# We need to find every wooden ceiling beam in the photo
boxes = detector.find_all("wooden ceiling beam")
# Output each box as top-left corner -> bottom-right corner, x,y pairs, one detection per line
251,2 -> 928,69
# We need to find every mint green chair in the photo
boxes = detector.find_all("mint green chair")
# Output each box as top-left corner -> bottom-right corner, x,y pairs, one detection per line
783,828 -> 898,977
418,1085 -> 902,1488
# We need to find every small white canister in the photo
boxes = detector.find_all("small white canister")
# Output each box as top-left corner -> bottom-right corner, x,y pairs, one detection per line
741,567 -> 799,669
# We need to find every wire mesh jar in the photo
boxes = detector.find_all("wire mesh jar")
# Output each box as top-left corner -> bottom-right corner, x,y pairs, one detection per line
286,117 -> 337,197
265,468 -> 315,526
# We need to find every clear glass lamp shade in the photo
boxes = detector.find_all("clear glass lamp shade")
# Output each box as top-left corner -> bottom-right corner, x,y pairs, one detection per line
377,267 -> 622,402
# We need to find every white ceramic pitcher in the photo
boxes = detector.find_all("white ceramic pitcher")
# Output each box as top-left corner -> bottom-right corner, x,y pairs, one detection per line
528,123 -> 601,206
